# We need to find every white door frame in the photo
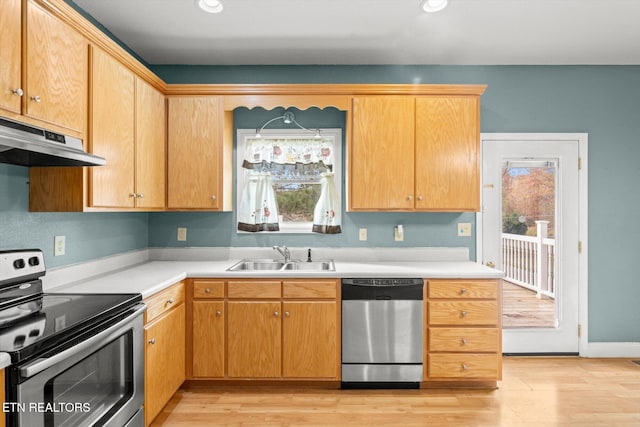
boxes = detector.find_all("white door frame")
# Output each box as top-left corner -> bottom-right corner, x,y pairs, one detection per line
477,133 -> 588,356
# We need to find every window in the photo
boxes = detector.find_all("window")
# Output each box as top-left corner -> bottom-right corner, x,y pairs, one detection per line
236,129 -> 342,234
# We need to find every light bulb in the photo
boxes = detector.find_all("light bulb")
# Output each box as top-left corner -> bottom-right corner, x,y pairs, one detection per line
421,0 -> 448,13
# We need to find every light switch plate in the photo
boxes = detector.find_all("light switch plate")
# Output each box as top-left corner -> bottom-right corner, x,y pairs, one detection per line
458,223 -> 472,237
54,235 -> 66,256
359,228 -> 367,241
177,227 -> 187,241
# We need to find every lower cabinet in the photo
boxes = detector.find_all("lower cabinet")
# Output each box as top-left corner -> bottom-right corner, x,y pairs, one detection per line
188,278 -> 340,381
424,279 -> 502,383
144,282 -> 185,426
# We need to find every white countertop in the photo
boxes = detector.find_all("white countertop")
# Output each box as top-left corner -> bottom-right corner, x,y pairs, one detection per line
50,259 -> 502,299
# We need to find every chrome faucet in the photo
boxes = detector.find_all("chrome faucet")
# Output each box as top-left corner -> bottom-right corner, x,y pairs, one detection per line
273,246 -> 291,263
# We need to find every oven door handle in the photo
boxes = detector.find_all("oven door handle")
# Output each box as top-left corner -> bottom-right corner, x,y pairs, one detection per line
20,303 -> 146,379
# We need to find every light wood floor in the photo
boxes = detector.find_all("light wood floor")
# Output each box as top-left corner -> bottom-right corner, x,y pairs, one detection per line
502,281 -> 557,329
150,358 -> 640,426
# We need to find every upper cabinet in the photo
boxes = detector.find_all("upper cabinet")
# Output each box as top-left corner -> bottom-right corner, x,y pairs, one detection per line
1,0 -> 88,136
0,0 -> 22,115
167,96 -> 225,210
349,93 -> 481,212
89,47 -> 165,210
25,0 -> 88,134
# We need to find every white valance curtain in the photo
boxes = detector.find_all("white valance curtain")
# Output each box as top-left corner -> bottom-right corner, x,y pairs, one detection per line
237,136 -> 341,234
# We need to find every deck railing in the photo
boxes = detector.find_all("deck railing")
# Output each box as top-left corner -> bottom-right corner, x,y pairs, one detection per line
501,220 -> 555,299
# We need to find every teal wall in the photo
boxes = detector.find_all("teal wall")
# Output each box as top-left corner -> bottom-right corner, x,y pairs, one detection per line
0,164 -> 149,269
2,58 -> 639,342
150,64 -> 640,343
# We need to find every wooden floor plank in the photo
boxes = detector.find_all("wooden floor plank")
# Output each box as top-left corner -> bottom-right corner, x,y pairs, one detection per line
150,358 -> 640,426
502,281 -> 557,329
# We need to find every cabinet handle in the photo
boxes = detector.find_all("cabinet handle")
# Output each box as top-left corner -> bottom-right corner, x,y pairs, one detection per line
30,95 -> 41,103
12,88 -> 24,97
204,288 -> 211,294
138,193 -> 144,199
461,338 -> 468,345
273,311 -> 279,317
461,311 -> 467,317
461,363 -> 468,371
460,288 -> 467,295
407,195 -> 413,201
166,298 -> 174,305
215,310 -> 221,317
129,193 -> 137,198
417,196 -> 424,201
284,311 -> 290,317
148,338 -> 156,345
211,195 -> 217,201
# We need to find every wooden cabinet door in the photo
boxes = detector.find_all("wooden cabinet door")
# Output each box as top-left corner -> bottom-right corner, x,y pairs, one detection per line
415,96 -> 480,211
25,0 -> 88,134
192,301 -> 225,378
135,77 -> 166,209
0,0 -> 21,115
227,301 -> 281,378
167,96 -> 222,209
350,96 -> 415,210
89,47 -> 135,208
282,301 -> 337,379
145,303 -> 185,426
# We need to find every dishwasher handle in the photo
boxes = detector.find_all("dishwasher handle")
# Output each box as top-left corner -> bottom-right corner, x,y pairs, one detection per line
342,281 -> 423,300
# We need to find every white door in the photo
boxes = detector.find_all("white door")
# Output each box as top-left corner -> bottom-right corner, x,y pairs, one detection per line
481,134 -> 586,354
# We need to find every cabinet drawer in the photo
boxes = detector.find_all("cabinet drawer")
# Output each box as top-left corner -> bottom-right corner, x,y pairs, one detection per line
227,280 -> 282,299
429,328 -> 499,352
144,281 -> 185,324
428,301 -> 498,326
428,354 -> 499,379
283,280 -> 337,299
193,280 -> 225,299
428,280 -> 499,299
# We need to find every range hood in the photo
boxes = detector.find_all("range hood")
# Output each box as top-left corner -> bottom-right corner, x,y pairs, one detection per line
0,117 -> 106,167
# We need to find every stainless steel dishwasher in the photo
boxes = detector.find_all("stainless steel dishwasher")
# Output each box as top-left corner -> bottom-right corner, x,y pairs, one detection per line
341,278 -> 423,388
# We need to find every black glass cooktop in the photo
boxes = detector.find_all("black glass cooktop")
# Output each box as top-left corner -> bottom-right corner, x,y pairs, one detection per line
0,285 -> 141,364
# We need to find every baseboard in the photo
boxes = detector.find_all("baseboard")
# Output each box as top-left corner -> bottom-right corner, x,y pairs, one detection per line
583,342 -> 640,358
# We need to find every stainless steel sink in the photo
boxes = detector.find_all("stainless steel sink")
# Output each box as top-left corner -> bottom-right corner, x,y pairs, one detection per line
226,259 -> 335,272
283,260 -> 335,271
226,260 -> 285,271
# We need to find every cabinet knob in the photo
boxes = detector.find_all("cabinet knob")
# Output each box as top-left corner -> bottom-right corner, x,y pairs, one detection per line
461,338 -> 468,345
166,298 -> 174,305
138,193 -> 144,199
148,338 -> 156,345
205,288 -> 211,294
211,195 -> 217,201
12,88 -> 24,97
129,192 -> 137,198
460,288 -> 467,294
215,310 -> 221,317
461,311 -> 467,317
284,311 -> 290,317
407,195 -> 413,201
417,196 -> 424,201
273,311 -> 279,317
461,363 -> 468,371
30,95 -> 41,103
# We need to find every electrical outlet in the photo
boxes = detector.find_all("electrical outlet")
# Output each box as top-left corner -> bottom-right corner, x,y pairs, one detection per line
394,225 -> 404,242
359,228 -> 367,241
177,227 -> 187,241
54,235 -> 66,256
457,223 -> 472,237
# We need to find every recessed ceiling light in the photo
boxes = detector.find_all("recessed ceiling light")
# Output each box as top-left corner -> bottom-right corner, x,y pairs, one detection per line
421,0 -> 448,13
197,0 -> 223,14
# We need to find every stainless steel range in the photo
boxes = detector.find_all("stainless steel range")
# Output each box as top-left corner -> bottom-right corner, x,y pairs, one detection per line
0,249 -> 145,427
341,278 -> 424,388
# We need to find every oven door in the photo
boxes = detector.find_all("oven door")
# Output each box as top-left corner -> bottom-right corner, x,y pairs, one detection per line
12,303 -> 145,427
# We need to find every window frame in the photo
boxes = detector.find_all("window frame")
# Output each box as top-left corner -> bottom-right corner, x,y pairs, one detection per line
236,128 -> 342,234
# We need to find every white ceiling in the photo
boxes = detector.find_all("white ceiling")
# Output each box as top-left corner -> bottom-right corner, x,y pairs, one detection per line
72,0 -> 640,65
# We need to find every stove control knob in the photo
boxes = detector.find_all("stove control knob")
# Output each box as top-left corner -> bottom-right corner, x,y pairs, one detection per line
28,257 -> 40,266
13,259 -> 25,269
